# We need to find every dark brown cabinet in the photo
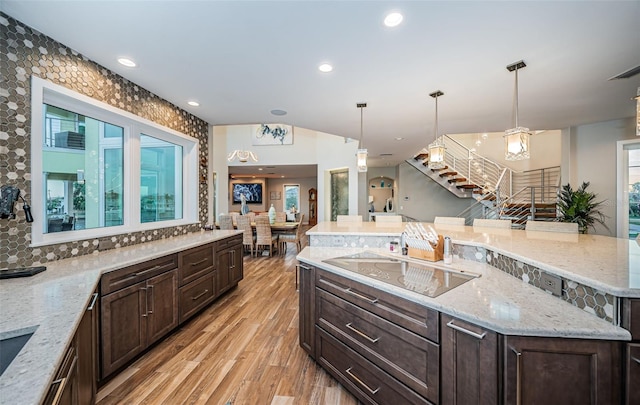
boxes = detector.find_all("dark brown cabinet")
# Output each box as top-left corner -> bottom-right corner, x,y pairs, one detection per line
216,241 -> 243,296
45,290 -> 98,405
101,264 -> 178,378
298,262 -> 315,358
626,343 -> 640,405
441,314 -> 499,405
503,336 -> 622,405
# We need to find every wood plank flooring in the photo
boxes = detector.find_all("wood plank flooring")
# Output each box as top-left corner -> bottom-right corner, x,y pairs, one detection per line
96,237 -> 358,405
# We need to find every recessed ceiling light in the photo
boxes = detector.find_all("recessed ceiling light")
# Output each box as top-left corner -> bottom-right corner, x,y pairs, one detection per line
258,168 -> 263,171
117,57 -> 136,67
318,63 -> 333,73
271,109 -> 287,116
281,175 -> 285,178
384,12 -> 403,27
187,101 -> 200,107
395,137 -> 404,141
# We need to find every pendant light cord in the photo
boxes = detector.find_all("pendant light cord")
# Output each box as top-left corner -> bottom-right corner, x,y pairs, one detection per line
514,67 -> 519,128
359,106 -> 364,149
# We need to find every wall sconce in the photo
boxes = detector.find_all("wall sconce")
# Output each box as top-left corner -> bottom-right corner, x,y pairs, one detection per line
227,149 -> 258,163
504,60 -> 531,161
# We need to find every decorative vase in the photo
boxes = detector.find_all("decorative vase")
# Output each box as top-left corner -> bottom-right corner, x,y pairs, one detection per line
268,204 -> 276,224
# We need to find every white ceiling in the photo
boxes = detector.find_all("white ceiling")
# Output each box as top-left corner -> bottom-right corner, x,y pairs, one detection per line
2,1 -> 639,169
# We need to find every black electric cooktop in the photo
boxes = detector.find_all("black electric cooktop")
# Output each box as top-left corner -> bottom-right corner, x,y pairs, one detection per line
323,252 -> 478,298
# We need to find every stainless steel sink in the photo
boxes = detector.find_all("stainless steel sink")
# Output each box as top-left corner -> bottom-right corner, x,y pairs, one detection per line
0,326 -> 37,376
323,252 -> 479,298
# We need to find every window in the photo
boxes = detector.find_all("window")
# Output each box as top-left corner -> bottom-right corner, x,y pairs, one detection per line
284,184 -> 300,212
30,77 -> 199,246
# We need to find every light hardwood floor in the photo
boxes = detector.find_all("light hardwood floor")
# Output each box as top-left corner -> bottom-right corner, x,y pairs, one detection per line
96,235 -> 358,405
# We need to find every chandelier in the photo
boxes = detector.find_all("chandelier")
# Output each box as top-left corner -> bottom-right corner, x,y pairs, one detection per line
504,60 -> 530,161
227,149 -> 258,163
428,90 -> 446,170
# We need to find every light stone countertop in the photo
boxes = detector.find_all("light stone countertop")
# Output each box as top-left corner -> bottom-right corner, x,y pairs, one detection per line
307,222 -> 640,297
0,230 -> 241,405
297,246 -> 631,341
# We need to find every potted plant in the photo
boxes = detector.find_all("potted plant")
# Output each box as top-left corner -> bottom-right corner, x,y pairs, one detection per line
556,181 -> 608,234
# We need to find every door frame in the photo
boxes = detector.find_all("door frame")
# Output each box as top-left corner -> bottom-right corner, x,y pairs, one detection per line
617,139 -> 640,238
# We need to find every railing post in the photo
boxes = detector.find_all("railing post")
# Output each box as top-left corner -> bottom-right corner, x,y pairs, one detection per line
530,187 -> 536,220
541,168 -> 546,202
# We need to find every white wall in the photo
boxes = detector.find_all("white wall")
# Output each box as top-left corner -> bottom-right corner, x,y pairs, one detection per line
563,117 -> 636,235
450,130 -> 562,171
212,124 -> 359,223
397,162 -> 474,222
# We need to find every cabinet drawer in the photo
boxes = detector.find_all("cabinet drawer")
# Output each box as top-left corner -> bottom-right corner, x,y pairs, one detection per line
101,254 -> 177,295
179,273 -> 215,323
317,288 -> 439,402
216,234 -> 242,251
179,243 -> 215,286
622,299 -> 639,340
316,327 -> 433,405
316,268 -> 439,343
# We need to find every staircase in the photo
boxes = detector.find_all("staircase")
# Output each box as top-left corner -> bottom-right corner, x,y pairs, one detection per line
407,135 -> 561,227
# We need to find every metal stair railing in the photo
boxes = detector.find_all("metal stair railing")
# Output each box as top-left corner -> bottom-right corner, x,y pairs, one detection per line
512,166 -> 561,202
457,189 -> 502,225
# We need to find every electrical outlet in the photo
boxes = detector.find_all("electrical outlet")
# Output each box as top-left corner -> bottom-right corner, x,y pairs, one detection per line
98,238 -> 115,251
540,272 -> 562,297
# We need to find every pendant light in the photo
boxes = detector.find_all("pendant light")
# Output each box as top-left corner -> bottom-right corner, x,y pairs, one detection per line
227,149 -> 258,163
428,90 -> 446,170
356,103 -> 368,172
504,60 -> 531,161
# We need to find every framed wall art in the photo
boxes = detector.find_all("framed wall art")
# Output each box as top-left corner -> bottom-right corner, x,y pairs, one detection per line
252,124 -> 293,145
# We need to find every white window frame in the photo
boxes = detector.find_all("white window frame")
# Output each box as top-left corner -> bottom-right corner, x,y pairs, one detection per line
30,76 -> 199,246
617,139 -> 640,238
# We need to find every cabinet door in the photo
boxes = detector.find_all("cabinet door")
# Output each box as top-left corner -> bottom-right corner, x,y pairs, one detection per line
298,262 -> 315,358
504,336 -> 621,405
626,343 -> 640,405
216,247 -> 231,295
101,282 -> 147,378
229,244 -> 243,285
76,291 -> 98,405
43,345 -> 78,405
146,269 -> 179,345
441,314 -> 499,405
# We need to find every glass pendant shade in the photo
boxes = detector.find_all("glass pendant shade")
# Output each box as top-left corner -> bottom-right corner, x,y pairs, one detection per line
357,148 -> 368,172
227,149 -> 258,163
428,142 -> 446,169
503,127 -> 531,161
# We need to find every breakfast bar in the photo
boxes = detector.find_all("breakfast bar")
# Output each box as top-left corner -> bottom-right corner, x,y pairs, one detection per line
299,221 -> 639,404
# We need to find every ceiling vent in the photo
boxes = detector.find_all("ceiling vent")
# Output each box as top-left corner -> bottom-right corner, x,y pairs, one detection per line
380,153 -> 393,156
608,65 -> 640,80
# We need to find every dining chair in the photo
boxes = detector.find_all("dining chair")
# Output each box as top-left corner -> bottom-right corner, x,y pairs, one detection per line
230,212 -> 240,227
255,216 -> 278,256
473,218 -> 512,229
236,215 -> 255,257
246,212 -> 256,223
280,214 -> 305,254
219,214 -> 234,230
434,216 -> 465,226
525,220 -> 578,234
275,211 -> 286,223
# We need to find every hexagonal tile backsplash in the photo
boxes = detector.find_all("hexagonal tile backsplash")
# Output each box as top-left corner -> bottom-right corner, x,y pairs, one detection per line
1,12 -> 209,268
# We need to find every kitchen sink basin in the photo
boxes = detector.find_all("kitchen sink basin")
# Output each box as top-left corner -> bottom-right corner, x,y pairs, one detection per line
0,326 -> 37,376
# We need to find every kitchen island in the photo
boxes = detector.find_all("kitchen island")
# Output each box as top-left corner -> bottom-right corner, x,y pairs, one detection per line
0,229 -> 242,405
300,221 -> 639,404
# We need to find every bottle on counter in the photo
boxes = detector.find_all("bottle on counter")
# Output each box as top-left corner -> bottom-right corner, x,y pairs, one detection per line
268,204 -> 276,224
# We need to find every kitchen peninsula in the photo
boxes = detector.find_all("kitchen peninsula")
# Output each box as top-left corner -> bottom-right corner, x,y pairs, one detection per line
299,221 -> 639,404
0,230 -> 243,405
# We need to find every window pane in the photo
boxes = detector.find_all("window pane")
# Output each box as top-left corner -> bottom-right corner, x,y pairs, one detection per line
140,134 -> 182,223
43,104 -> 123,233
284,185 -> 300,211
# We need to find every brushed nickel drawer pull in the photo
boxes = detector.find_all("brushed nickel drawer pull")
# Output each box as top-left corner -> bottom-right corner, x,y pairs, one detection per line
148,285 -> 154,314
510,346 -> 523,405
346,323 -> 380,343
632,356 -> 640,365
345,287 -> 378,304
192,289 -> 209,301
135,264 -> 163,277
87,292 -> 99,311
446,320 -> 487,340
190,258 -> 208,266
345,367 -> 380,395
140,287 -> 148,317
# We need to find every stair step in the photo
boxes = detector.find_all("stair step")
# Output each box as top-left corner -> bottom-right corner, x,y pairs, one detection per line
534,212 -> 557,218
457,184 -> 479,190
430,165 -> 449,172
439,171 -> 458,177
448,178 -> 467,183
414,153 -> 429,160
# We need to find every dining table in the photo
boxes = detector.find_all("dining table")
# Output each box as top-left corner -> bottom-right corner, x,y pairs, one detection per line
215,221 -> 299,234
